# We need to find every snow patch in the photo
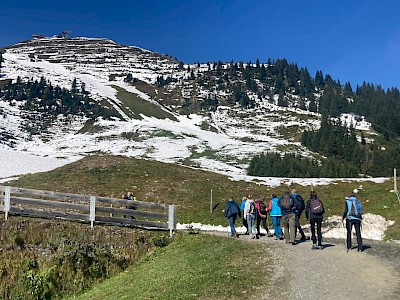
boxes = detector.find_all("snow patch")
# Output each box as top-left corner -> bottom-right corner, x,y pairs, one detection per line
177,213 -> 394,241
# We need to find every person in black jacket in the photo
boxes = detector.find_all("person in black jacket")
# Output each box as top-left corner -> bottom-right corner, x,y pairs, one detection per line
224,197 -> 241,237
305,191 -> 325,250
291,189 -> 307,241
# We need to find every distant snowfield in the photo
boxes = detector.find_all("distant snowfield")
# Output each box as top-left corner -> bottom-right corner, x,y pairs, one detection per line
0,148 -> 80,182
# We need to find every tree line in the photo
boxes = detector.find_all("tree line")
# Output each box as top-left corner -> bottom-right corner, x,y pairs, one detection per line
0,76 -> 119,134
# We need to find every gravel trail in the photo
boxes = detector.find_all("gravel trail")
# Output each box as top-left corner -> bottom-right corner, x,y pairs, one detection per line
208,231 -> 400,300
256,236 -> 400,300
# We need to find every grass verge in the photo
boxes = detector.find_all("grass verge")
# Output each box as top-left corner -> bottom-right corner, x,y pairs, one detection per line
70,233 -> 271,300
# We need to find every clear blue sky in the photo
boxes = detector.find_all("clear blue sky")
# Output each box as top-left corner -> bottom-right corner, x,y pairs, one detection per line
1,0 -> 400,90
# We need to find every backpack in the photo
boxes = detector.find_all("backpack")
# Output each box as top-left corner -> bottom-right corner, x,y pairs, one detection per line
259,201 -> 268,214
225,201 -> 239,218
295,194 -> 305,212
280,194 -> 293,211
310,198 -> 324,215
249,202 -> 257,215
230,202 -> 239,216
348,198 -> 362,219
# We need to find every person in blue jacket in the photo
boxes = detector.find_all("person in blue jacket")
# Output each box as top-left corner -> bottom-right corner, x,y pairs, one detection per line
342,190 -> 363,252
269,194 -> 283,240
224,197 -> 241,237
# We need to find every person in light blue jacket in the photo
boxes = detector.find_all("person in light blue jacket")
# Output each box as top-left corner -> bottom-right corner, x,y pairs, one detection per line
269,194 -> 283,239
342,190 -> 363,252
240,196 -> 248,234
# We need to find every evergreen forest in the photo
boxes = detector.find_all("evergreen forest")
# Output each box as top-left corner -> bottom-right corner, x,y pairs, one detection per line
0,76 -> 119,135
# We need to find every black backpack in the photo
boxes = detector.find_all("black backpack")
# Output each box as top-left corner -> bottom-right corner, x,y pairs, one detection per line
249,202 -> 257,215
295,194 -> 305,212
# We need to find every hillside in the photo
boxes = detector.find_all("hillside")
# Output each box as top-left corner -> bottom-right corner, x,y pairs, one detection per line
0,36 -> 399,178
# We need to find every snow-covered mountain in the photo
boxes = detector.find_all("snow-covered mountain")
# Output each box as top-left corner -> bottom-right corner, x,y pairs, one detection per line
0,36 -> 372,179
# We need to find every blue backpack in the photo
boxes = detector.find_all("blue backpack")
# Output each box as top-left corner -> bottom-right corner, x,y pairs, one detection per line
347,198 -> 362,219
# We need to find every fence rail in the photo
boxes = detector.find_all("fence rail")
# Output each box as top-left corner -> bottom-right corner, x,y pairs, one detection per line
0,186 -> 176,236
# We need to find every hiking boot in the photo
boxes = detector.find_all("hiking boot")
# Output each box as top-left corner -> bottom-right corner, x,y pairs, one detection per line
311,244 -> 317,250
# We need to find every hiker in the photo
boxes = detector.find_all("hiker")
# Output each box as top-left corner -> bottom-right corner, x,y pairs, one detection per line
305,191 -> 325,250
342,190 -> 363,252
278,191 -> 297,245
122,191 -> 136,219
244,195 -> 257,239
255,198 -> 273,239
269,194 -> 283,240
126,192 -> 137,210
291,189 -> 307,241
223,197 -> 241,237
240,196 -> 249,234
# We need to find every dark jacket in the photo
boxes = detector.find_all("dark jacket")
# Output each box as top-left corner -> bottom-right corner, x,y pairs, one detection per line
305,198 -> 324,220
292,193 -> 305,216
224,199 -> 241,218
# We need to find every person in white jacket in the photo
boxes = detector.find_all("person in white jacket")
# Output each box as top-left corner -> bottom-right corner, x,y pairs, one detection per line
244,195 -> 257,239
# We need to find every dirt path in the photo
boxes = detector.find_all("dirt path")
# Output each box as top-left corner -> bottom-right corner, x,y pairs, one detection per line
207,231 -> 400,300
253,236 -> 400,300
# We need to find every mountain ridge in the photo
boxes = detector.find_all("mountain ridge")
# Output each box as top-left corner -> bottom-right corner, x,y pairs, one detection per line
0,36 -> 398,177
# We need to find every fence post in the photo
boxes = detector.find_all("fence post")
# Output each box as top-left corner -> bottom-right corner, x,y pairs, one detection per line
210,189 -> 213,213
395,168 -> 400,204
168,204 -> 176,237
89,196 -> 96,229
4,186 -> 10,221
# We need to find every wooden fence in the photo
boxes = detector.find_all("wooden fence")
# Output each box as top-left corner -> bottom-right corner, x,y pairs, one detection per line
0,186 -> 177,236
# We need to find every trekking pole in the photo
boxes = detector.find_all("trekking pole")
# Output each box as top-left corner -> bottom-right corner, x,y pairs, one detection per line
342,220 -> 348,252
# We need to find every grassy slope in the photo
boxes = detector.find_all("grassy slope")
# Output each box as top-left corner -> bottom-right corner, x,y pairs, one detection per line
7,155 -> 400,238
70,233 -> 271,300
4,155 -> 400,298
112,85 -> 177,121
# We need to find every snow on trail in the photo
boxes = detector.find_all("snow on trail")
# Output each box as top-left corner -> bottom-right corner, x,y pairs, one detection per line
178,213 -> 395,241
